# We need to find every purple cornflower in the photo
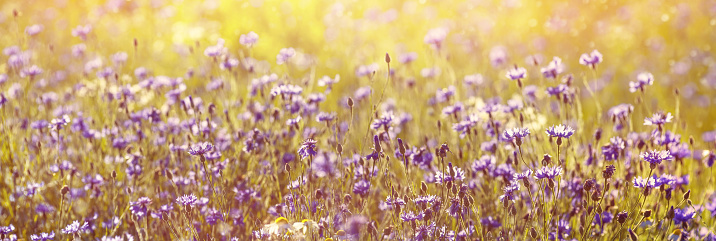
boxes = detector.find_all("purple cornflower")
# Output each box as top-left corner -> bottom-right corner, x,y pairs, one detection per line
436,86 -> 457,103
489,46 -> 508,67
545,124 -> 575,139
205,208 -> 224,225
499,183 -> 520,202
315,112 -> 336,123
399,52 -> 418,64
176,194 -> 199,207
541,57 -> 564,79
204,38 -> 227,57
593,211 -> 614,224
276,48 -> 296,65
0,225 -> 15,235
464,74 -> 484,86
239,31 -> 259,47
400,211 -> 423,222
608,104 -> 634,121
129,197 -> 152,219
415,223 -> 436,241
602,137 -> 625,161
513,170 -> 533,181
452,115 -> 479,138
673,207 -> 695,224
535,166 -> 562,179
187,142 -> 213,156
579,50 -> 603,68
603,165 -> 616,179
371,112 -> 394,130
546,84 -> 569,97
62,220 -> 88,235
353,179 -> 371,196
434,163 -> 465,184
502,127 -> 530,144
30,231 -> 55,241
48,115 -> 71,131
71,25 -> 92,40
640,150 -> 672,167
25,24 -> 43,36
298,139 -> 318,159
447,198 -> 465,219
632,175 -> 657,189
481,216 -> 502,229
471,155 -> 495,172
506,66 -> 527,80
317,75 -> 340,88
643,112 -> 673,126
424,27 -> 448,50
442,102 -> 463,116
629,72 -> 654,93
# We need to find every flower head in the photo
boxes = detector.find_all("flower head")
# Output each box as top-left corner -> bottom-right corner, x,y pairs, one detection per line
506,66 -> 527,80
545,125 -> 575,139
579,50 -> 603,68
239,31 -> 259,47
502,128 -> 530,143
535,166 -> 562,179
31,231 -> 55,241
629,72 -> 654,93
187,142 -> 213,156
640,150 -> 672,166
62,220 -> 89,234
298,139 -> 318,159
643,112 -> 673,126
541,57 -> 564,79
176,194 -> 199,207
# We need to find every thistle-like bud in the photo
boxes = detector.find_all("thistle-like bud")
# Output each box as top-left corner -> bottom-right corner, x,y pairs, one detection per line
385,53 -> 391,64
373,135 -> 382,153
421,182 -> 428,194
315,189 -> 323,199
683,190 -> 691,200
642,209 -> 651,218
530,228 -> 538,239
348,98 -> 354,108
617,211 -> 628,224
542,154 -> 552,166
285,163 -> 291,173
61,185 -> 69,195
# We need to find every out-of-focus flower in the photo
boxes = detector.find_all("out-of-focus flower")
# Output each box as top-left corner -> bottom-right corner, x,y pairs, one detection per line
579,50 -> 603,68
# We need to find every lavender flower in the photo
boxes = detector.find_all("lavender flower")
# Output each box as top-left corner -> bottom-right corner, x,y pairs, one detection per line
506,66 -> 527,80
629,72 -> 654,93
502,128 -> 530,144
545,125 -> 575,139
30,231 -> 55,241
276,48 -> 296,65
62,220 -> 89,235
176,194 -> 199,207
129,197 -> 152,219
643,112 -> 673,126
541,57 -> 564,79
187,142 -> 213,156
239,31 -> 259,47
640,150 -> 672,166
298,139 -> 318,159
535,166 -> 562,179
353,179 -> 371,196
579,50 -> 603,68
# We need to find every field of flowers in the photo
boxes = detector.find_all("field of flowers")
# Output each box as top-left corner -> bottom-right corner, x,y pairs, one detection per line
2,0 -> 716,240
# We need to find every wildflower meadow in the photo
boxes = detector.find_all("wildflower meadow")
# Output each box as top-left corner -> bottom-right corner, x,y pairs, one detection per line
2,0 -> 716,240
